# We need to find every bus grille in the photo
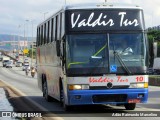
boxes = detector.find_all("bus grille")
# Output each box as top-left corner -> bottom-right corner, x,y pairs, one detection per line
90,85 -> 129,90
92,94 -> 127,103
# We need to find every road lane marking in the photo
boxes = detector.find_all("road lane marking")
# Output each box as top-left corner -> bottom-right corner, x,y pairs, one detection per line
0,80 -> 64,120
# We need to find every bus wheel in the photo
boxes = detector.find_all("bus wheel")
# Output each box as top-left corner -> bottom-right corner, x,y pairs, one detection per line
124,103 -> 136,110
43,81 -> 52,102
63,98 -> 72,111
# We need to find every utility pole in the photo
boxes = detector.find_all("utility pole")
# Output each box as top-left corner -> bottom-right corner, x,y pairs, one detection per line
31,21 -> 33,67
26,20 -> 29,49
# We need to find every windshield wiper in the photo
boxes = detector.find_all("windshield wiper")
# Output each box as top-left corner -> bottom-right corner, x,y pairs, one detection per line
113,51 -> 132,75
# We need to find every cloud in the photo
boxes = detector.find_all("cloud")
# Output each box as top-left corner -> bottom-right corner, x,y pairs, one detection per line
133,0 -> 160,27
0,0 -> 64,36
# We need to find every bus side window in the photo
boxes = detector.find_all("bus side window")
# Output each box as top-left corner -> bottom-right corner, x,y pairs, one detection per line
44,23 -> 47,44
55,16 -> 58,41
47,21 -> 50,43
41,25 -> 43,45
51,18 -> 54,42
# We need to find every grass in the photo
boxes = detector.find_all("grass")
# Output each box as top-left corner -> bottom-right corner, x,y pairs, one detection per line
149,75 -> 160,79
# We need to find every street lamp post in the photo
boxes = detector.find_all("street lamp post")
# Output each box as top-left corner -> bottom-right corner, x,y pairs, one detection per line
23,23 -> 26,62
25,20 -> 29,49
26,20 -> 34,67
18,25 -> 21,51
31,21 -> 34,67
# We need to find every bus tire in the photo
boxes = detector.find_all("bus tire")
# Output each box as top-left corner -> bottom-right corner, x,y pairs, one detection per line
62,95 -> 72,111
60,85 -> 72,111
124,103 -> 136,110
43,80 -> 52,102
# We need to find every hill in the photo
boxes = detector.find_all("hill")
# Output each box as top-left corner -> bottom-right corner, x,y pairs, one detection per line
0,34 -> 35,41
0,34 -> 36,51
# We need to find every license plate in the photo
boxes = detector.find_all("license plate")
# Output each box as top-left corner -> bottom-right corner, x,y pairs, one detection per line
128,99 -> 140,103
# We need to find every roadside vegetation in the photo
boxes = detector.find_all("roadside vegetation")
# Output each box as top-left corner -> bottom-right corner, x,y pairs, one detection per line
25,48 -> 36,59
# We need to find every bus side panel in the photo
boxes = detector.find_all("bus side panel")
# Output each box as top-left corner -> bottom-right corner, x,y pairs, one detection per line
37,46 -> 45,91
45,43 -> 62,101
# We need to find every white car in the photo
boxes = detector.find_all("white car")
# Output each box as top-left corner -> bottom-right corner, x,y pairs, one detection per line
22,64 -> 30,71
15,61 -> 22,67
24,58 -> 29,63
6,61 -> 13,68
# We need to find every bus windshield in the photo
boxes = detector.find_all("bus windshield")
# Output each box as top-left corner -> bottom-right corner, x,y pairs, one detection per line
66,33 -> 147,76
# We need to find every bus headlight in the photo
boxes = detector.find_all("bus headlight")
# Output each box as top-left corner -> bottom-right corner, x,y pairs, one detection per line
69,85 -> 89,90
130,82 -> 148,88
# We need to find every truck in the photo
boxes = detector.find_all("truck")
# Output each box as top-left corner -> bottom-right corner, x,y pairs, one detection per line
153,58 -> 160,74
2,56 -> 10,67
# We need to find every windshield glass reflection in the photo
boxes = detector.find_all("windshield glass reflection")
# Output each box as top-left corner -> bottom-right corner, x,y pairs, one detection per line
66,34 -> 108,69
109,33 -> 145,68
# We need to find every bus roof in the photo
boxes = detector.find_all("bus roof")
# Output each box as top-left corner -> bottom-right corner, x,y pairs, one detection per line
63,2 -> 142,10
38,3 -> 142,26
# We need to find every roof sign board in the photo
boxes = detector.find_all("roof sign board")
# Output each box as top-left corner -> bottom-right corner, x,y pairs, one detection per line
66,9 -> 144,33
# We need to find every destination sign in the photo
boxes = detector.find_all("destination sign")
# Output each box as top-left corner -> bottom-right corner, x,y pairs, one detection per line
66,9 -> 144,32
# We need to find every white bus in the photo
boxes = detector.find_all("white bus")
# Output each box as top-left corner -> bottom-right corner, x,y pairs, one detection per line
36,3 -> 149,111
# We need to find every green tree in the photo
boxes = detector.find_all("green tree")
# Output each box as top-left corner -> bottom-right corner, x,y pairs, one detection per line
28,49 -> 36,59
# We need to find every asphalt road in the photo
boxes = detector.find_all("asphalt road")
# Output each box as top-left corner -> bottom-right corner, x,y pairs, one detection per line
0,62 -> 160,120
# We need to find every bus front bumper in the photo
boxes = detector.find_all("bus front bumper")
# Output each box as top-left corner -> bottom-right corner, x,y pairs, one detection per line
68,88 -> 148,105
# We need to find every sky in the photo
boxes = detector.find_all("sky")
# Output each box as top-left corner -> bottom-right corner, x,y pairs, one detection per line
0,0 -> 160,37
